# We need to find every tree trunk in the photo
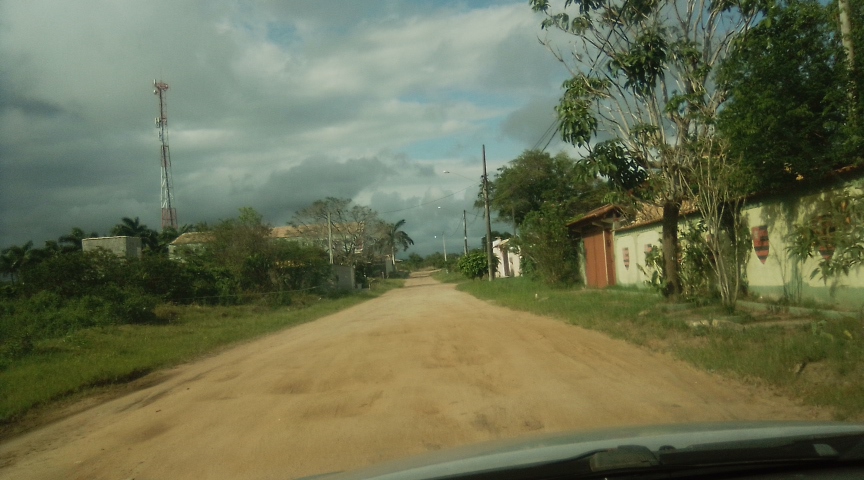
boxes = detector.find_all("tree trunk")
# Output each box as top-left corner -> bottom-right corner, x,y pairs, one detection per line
662,201 -> 681,300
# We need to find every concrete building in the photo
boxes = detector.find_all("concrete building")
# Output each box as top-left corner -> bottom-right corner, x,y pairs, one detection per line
82,236 -> 142,259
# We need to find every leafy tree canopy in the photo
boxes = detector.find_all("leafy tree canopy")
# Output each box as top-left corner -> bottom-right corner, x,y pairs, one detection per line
513,203 -> 582,285
479,150 -> 611,226
111,217 -> 160,253
292,198 -> 389,266
718,0 -> 864,192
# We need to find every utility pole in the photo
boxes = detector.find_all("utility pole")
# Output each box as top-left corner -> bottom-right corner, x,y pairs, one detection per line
482,145 -> 494,281
463,210 -> 468,255
327,211 -> 333,265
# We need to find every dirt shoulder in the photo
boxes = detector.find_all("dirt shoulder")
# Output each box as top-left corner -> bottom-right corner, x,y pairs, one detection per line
0,275 -> 828,479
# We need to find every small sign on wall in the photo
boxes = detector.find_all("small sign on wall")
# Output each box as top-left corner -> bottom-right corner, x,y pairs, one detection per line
622,247 -> 630,270
751,225 -> 769,264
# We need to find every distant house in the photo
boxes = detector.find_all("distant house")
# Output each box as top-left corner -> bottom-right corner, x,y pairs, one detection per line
168,232 -> 214,258
492,238 -> 521,278
82,236 -> 142,259
169,227 -> 314,257
269,225 -> 311,242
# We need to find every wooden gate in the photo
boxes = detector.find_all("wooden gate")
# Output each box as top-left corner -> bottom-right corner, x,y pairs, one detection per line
584,229 -> 616,288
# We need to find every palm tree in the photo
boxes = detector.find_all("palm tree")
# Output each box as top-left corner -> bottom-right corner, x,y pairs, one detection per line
384,219 -> 414,267
1,241 -> 36,283
58,227 -> 99,253
111,217 -> 159,251
111,217 -> 148,237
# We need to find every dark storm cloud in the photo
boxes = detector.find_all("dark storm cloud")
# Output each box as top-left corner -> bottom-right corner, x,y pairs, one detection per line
501,96 -> 561,147
0,95 -> 65,117
257,156 -> 395,223
0,1 -> 571,254
173,155 -> 397,229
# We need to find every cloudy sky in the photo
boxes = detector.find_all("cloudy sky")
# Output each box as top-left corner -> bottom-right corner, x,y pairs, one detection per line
0,0 -> 578,256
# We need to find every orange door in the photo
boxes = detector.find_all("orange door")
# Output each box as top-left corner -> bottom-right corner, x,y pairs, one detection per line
604,229 -> 616,287
584,230 -> 604,287
584,229 -> 615,288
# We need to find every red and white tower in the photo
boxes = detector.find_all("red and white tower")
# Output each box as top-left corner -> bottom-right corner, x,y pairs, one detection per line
153,79 -> 178,230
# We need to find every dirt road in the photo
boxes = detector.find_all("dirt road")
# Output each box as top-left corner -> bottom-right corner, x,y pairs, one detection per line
0,275 -> 827,479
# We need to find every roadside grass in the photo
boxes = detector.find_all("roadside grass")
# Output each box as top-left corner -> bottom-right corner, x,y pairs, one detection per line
0,280 -> 403,428
431,270 -> 469,284
450,276 -> 864,420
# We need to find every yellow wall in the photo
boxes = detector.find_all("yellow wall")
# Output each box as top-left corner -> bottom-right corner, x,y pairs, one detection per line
742,187 -> 864,309
612,180 -> 864,310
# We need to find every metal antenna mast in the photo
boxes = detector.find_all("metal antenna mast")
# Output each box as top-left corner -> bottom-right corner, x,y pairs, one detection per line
153,79 -> 178,230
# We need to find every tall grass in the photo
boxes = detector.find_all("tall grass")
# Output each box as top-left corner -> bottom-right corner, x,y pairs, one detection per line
458,277 -> 675,342
0,280 -> 403,427
451,276 -> 864,420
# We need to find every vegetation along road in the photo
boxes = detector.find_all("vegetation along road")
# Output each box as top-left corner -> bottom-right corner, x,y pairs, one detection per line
0,274 -> 826,479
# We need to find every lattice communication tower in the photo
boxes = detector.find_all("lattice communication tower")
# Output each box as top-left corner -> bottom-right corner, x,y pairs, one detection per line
153,79 -> 178,230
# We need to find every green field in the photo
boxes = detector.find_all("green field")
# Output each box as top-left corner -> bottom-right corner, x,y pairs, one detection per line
0,280 -> 402,430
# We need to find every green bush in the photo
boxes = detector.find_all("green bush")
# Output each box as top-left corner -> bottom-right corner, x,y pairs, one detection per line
458,251 -> 492,279
514,203 -> 582,285
130,255 -> 198,303
18,250 -> 135,297
99,285 -> 159,324
1,280 -> 161,365
272,242 -> 331,291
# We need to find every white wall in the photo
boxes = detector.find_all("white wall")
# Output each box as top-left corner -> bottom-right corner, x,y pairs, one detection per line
614,225 -> 662,287
493,239 -> 521,278
611,179 -> 864,309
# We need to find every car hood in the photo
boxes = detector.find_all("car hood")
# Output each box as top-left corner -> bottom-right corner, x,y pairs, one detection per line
302,421 -> 864,480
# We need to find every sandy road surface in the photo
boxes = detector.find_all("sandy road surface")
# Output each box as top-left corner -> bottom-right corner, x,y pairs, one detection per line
0,275 -> 826,479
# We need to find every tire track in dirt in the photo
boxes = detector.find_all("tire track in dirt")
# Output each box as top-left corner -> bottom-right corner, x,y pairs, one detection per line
0,274 -> 828,479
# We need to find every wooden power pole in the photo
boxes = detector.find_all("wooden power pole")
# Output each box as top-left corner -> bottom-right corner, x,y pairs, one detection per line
463,210 -> 468,255
482,145 -> 494,281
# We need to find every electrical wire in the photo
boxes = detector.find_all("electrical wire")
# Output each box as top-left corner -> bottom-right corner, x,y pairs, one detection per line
540,121 -> 560,152
532,117 -> 561,152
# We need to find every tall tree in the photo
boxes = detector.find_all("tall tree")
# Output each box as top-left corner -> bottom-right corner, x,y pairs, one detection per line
292,198 -> 385,266
1,241 -> 36,283
111,217 -> 159,252
380,219 -> 414,266
531,0 -> 762,298
204,207 -> 275,291
480,150 -> 610,226
718,0 -> 863,188
58,227 -> 99,253
514,203 -> 583,285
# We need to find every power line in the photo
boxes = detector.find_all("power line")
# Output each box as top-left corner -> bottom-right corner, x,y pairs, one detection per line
532,117 -> 560,152
541,122 -> 560,152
